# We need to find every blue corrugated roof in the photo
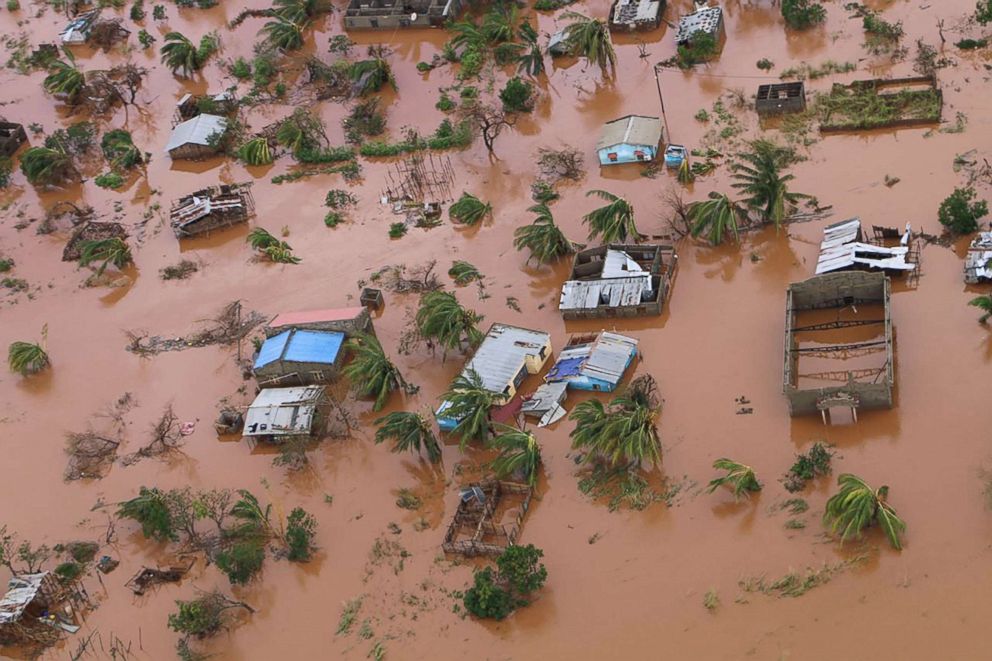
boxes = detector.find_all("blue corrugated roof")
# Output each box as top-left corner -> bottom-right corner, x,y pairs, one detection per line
254,329 -> 344,369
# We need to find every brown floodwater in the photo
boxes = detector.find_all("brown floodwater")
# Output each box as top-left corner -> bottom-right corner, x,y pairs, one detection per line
2,0 -> 992,658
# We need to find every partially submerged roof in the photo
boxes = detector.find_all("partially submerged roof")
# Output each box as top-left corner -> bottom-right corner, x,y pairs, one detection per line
561,248 -> 656,312
611,0 -> 663,27
0,573 -> 48,624
546,332 -> 639,388
60,9 -> 99,44
597,115 -> 662,150
165,114 -> 228,152
270,307 -> 366,329
244,386 -> 324,437
254,329 -> 345,369
676,4 -> 722,43
816,218 -> 915,275
965,232 -> 992,283
462,324 -> 550,394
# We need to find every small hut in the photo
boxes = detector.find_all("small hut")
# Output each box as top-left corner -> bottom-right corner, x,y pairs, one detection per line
253,328 -> 347,386
165,114 -> 228,160
266,306 -> 374,338
597,115 -> 663,165
62,221 -> 127,262
170,183 -> 255,238
756,82 -> 806,117
174,92 -> 238,125
0,122 -> 27,157
0,573 -> 72,648
675,1 -> 724,46
242,386 -> 327,442
344,0 -> 463,30
609,0 -> 665,31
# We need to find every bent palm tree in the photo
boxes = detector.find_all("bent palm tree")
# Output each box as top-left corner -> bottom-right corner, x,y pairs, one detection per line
441,369 -> 497,447
374,411 -> 441,462
513,204 -> 574,264
101,130 -> 143,170
569,375 -> 661,467
247,227 -> 280,251
488,425 -> 541,486
238,137 -> 273,166
79,238 -> 132,275
20,145 -> 74,186
823,473 -> 905,550
688,192 -> 742,245
583,189 -> 639,243
730,140 -> 809,230
349,57 -> 394,96
273,0 -> 324,21
969,294 -> 992,324
449,192 -> 492,225
516,21 -> 545,77
43,59 -> 85,103
449,19 -> 486,52
415,291 -> 484,355
343,332 -> 407,411
8,339 -> 49,376
161,32 -> 201,77
706,459 -> 761,500
482,4 -> 518,43
448,260 -> 483,285
262,14 -> 307,51
562,12 -> 616,73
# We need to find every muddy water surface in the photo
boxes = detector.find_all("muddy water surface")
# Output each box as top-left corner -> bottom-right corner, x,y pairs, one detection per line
2,0 -> 992,659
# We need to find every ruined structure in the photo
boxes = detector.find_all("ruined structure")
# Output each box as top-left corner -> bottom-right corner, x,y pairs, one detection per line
344,0 -> 462,30
266,306 -> 373,337
675,2 -> 724,46
243,386 -> 327,442
442,480 -> 534,557
755,82 -> 806,117
165,114 -> 228,160
783,272 -> 894,421
816,218 -> 919,280
0,122 -> 27,157
169,183 -> 255,238
0,572 -> 82,648
559,244 -> 677,320
59,9 -> 99,44
609,0 -> 664,31
545,332 -> 639,392
174,92 -> 237,124
253,328 -> 347,386
819,75 -> 942,133
964,232 -> 992,284
61,221 -> 126,262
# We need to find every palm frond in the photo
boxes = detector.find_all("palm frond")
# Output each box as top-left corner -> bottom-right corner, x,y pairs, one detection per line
374,411 -> 441,462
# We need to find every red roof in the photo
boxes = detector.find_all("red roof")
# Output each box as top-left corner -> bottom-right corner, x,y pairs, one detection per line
269,307 -> 365,328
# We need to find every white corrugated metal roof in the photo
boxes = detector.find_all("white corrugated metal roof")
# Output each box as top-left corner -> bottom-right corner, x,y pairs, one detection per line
165,114 -> 228,153
816,218 -> 915,275
243,386 -> 323,437
549,332 -> 638,386
0,573 -> 48,624
965,233 -> 992,283
461,324 -> 550,394
676,5 -> 722,42
560,277 -> 650,311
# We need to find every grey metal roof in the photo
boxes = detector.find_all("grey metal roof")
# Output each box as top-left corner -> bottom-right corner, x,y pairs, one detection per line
0,573 -> 48,624
611,0 -> 662,26
550,332 -> 638,386
560,277 -> 650,311
597,115 -> 662,151
243,386 -> 323,437
965,232 -> 992,283
675,5 -> 723,43
816,218 -> 915,275
165,114 -> 228,153
461,324 -> 550,394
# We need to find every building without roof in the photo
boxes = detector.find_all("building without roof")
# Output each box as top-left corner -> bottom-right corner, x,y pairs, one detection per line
756,82 -> 806,117
597,115 -> 663,165
816,218 -> 917,277
675,2 -> 724,46
344,0 -> 463,30
965,232 -> 992,284
266,306 -> 373,337
165,114 -> 228,160
243,385 -> 327,442
0,572 -> 80,647
442,479 -> 534,557
254,329 -> 347,386
783,271 -> 894,422
170,183 -> 255,238
609,0 -> 665,31
560,244 -> 677,319
436,324 -> 552,431
0,122 -> 27,158
545,332 -> 639,392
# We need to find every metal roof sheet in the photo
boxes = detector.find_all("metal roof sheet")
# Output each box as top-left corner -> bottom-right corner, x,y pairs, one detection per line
547,332 -> 638,386
165,114 -> 228,153
255,330 -> 290,369
597,115 -> 663,151
254,329 -> 344,369
244,386 -> 323,437
816,218 -> 916,275
0,573 -> 48,624
461,324 -> 550,394
676,5 -> 723,42
560,277 -> 649,311
269,307 -> 366,328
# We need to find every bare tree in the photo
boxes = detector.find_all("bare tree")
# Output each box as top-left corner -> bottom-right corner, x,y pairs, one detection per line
460,103 -> 516,155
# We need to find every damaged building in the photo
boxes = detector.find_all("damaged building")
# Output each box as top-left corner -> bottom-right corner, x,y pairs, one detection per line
675,2 -> 724,46
174,92 -> 237,124
0,572 -> 83,648
609,0 -> 665,31
559,244 -> 677,319
59,9 -> 99,44
816,218 -> 919,279
169,183 -> 255,238
61,221 -> 126,262
965,232 -> 992,284
266,306 -> 374,337
755,82 -> 806,117
344,0 -> 463,30
242,385 -> 327,443
253,328 -> 347,386
442,479 -> 534,557
783,271 -> 895,422
0,122 -> 27,158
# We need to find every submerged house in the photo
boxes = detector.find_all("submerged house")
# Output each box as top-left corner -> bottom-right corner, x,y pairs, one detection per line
597,115 -> 663,165
545,332 -> 639,392
436,324 -> 552,431
816,218 -> 917,277
344,0 -> 463,30
609,0 -> 664,31
174,92 -> 237,124
675,2 -> 724,46
165,114 -> 228,160
756,82 -> 806,117
266,306 -> 374,338
0,122 -> 27,157
243,385 -> 327,442
964,232 -> 992,284
170,183 -> 255,238
254,329 -> 347,386
59,9 -> 99,44
560,244 -> 677,319
0,572 -> 74,645
61,221 -> 126,262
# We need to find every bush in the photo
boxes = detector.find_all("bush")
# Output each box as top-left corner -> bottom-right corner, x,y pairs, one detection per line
215,541 -> 265,585
54,561 -> 83,581
783,442 -> 834,492
677,30 -> 719,67
499,77 -> 534,112
7,0 -> 20,9
938,186 -> 989,234
976,0 -> 992,25
496,544 -> 547,597
436,93 -> 455,112
781,0 -> 826,29
459,48 -> 484,79
0,157 -> 10,188
324,211 -> 342,227
462,544 -> 548,620
756,58 -> 774,70
138,29 -> 155,48
463,567 -> 515,620
130,0 -> 144,20
230,57 -> 252,79
285,507 -> 316,562
956,38 -> 988,49
388,222 -> 407,238
94,172 -> 125,189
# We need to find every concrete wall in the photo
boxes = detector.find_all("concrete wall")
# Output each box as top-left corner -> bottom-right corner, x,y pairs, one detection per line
266,309 -> 373,338
255,358 -> 343,386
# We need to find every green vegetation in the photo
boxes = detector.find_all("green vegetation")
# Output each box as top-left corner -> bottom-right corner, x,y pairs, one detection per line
513,203 -> 574,265
168,591 -> 253,642
955,38 -> 988,49
819,84 -> 941,130
499,76 -> 534,112
349,53 -> 394,96
516,21 -> 544,77
677,30 -> 719,67
153,4 -> 166,19
938,186 -> 988,234
756,58 -> 774,70
0,158 -> 10,188
436,93 -> 455,112
688,192 -> 742,245
416,291 -> 483,356
488,425 -> 541,486
43,58 -> 85,102
20,145 -> 74,186
374,411 -> 441,462
731,140 -> 809,230
448,260 -> 483,285
237,137 -> 273,166
138,29 -> 155,48
336,597 -> 363,635
439,369 -> 496,447
359,119 -> 473,157
262,14 -> 307,51
824,474 -> 906,549
79,238 -> 132,274
343,332 -> 408,411
117,487 -> 175,541
781,0 -> 826,29
783,442 -> 834,492
160,32 -> 217,76
388,222 -> 407,238
246,227 -> 300,264
463,544 -> 547,620
562,12 -> 616,73
582,189 -> 639,242
285,508 -> 317,561
8,337 -> 49,376
94,172 -> 125,189
215,541 -> 265,584
569,375 -> 661,468
968,295 -> 992,324
449,192 -> 492,225
343,98 -> 386,143
101,130 -> 143,170
703,590 -> 719,611
706,459 -> 761,500
862,12 -> 903,39
779,60 -> 855,80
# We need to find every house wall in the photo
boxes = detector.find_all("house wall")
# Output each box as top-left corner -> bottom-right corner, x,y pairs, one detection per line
522,340 -> 552,374
254,358 -> 343,386
598,143 -> 658,165
784,382 -> 893,416
266,310 -> 373,337
168,143 -> 220,161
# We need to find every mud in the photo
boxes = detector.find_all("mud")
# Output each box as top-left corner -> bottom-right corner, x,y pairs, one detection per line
1,0 -> 992,659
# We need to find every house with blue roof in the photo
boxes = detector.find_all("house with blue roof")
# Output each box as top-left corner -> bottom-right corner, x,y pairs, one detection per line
253,328 -> 347,387
545,332 -> 639,392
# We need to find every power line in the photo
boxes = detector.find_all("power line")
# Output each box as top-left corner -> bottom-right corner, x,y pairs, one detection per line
654,65 -> 791,81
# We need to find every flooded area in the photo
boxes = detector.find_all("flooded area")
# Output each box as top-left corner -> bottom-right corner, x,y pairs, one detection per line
1,0 -> 991,658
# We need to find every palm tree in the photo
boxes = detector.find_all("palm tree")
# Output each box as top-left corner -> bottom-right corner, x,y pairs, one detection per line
562,12 -> 616,73
415,290 -> 484,355
342,333 -> 407,411
273,0 -> 324,21
969,294 -> 992,324
440,369 -> 497,447
160,32 -> 202,77
488,425 -> 540,486
481,4 -> 518,43
516,21 -> 544,77
20,145 -> 74,186
8,339 -> 49,376
569,375 -> 661,468
448,260 -> 483,285
688,192 -> 742,246
262,14 -> 307,51
448,19 -> 486,52
101,130 -> 143,171
706,459 -> 761,500
583,189 -> 640,243
374,411 -> 441,462
247,227 -> 280,251
43,58 -> 85,103
349,57 -> 394,96
238,137 -> 273,166
513,204 -> 574,264
730,140 -> 809,230
823,474 -> 906,550
79,238 -> 132,275
449,192 -> 492,225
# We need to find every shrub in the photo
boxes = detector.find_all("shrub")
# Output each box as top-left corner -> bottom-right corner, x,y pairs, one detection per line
956,38 -> 988,49
388,222 -> 407,238
499,77 -> 534,112
449,192 -> 492,225
324,211 -> 342,227
230,57 -> 252,79
215,541 -> 264,585
94,172 -> 125,189
976,0 -> 992,25
325,189 -> 357,208
152,4 -> 165,19
463,567 -> 514,620
285,507 -> 316,562
138,29 -> 155,48
756,58 -> 774,70
783,442 -> 834,492
781,0 -> 826,29
436,93 -> 455,112
7,0 -> 20,9
458,48 -> 484,79
8,340 -> 49,376
496,544 -> 547,598
938,186 -> 988,234
130,0 -> 144,20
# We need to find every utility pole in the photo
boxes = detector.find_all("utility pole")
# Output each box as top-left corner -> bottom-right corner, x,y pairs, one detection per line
653,63 -> 672,144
